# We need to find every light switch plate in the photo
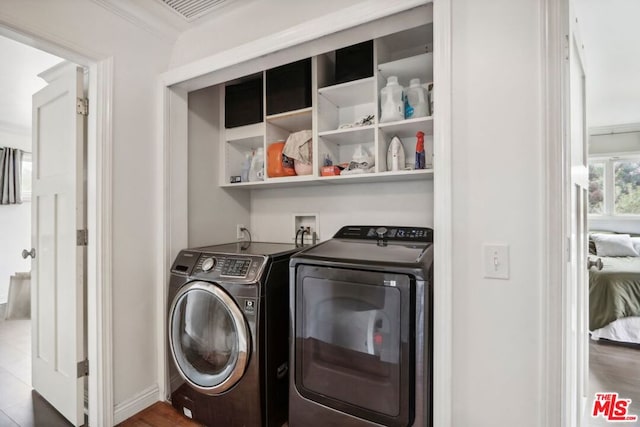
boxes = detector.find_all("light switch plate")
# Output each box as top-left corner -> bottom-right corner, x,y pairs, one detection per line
483,244 -> 509,279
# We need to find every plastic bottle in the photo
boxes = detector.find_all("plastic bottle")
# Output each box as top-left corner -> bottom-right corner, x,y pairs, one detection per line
415,131 -> 425,169
249,147 -> 264,181
241,152 -> 252,182
405,79 -> 429,119
380,76 -> 405,123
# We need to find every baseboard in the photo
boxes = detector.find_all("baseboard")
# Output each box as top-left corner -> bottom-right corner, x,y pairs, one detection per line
113,384 -> 159,424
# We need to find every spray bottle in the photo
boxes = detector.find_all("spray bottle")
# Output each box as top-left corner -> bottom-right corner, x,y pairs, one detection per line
415,131 -> 425,169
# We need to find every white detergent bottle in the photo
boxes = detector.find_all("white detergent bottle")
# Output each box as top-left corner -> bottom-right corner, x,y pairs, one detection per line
386,135 -> 405,171
405,78 -> 429,118
380,76 -> 405,123
248,147 -> 264,181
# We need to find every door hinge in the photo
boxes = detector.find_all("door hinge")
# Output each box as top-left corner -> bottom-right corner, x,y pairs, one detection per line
77,229 -> 88,246
564,34 -> 570,60
77,359 -> 89,378
76,97 -> 88,116
567,236 -> 571,261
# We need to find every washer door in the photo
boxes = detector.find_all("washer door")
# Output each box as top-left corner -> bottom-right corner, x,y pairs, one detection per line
169,280 -> 250,395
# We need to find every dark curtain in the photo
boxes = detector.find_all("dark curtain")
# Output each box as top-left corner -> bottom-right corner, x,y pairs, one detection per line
0,147 -> 23,205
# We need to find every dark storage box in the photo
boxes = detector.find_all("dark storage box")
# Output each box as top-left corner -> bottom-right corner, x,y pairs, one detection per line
335,40 -> 374,85
266,58 -> 312,116
225,76 -> 263,128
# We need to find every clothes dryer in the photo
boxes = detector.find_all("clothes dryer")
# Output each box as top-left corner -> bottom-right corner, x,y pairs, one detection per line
167,242 -> 299,426
289,226 -> 434,427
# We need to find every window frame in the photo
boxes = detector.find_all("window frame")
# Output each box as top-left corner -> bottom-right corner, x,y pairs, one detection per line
21,152 -> 32,202
588,153 -> 640,219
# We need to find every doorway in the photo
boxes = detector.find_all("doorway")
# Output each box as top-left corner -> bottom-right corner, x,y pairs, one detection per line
0,34 -> 73,426
0,25 -> 113,427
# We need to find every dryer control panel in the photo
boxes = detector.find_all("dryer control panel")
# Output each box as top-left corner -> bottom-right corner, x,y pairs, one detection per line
334,225 -> 433,243
192,253 -> 266,282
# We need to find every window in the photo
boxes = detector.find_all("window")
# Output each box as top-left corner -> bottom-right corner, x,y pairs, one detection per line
21,152 -> 32,202
588,156 -> 640,216
614,160 -> 640,214
589,162 -> 604,214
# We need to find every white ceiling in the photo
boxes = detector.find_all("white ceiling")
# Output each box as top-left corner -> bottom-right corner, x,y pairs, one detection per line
0,35 -> 63,135
0,1 -> 637,135
576,0 -> 640,128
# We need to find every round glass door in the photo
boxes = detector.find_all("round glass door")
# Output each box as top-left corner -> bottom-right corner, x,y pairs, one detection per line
169,281 -> 250,395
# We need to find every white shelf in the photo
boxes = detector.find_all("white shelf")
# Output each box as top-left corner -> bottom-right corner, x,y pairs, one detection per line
319,168 -> 433,184
266,107 -> 313,132
378,53 -> 433,87
318,125 -> 375,144
221,174 -> 318,189
379,116 -> 434,138
318,77 -> 375,107
225,122 -> 264,145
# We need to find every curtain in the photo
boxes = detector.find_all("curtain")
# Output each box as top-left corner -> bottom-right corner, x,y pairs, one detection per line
0,147 -> 23,205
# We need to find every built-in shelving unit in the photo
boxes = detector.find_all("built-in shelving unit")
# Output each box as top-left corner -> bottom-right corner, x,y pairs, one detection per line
219,22 -> 435,189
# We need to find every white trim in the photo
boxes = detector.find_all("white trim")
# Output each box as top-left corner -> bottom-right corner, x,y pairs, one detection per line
89,0 -> 180,43
0,21 -> 114,427
590,122 -> 640,136
161,0 -> 429,87
113,385 -> 160,425
87,56 -> 114,427
432,0 -> 452,426
542,0 -> 568,425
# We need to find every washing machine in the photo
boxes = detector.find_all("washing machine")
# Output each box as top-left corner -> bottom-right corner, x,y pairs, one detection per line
167,241 -> 300,426
289,225 -> 434,427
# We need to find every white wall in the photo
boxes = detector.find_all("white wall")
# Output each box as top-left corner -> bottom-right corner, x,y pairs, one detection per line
590,131 -> 640,155
250,181 -> 433,243
0,0 -> 174,410
451,0 -> 543,426
0,129 -> 31,304
169,0 -> 370,68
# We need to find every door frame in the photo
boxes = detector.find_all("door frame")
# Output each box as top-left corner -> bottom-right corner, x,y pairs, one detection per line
542,0 -> 589,425
0,23 -> 114,427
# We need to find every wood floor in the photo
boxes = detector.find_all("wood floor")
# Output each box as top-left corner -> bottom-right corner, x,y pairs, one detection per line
117,402 -> 202,427
589,339 -> 640,426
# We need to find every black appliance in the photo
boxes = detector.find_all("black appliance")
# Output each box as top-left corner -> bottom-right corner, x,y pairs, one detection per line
167,242 -> 299,426
289,225 -> 434,427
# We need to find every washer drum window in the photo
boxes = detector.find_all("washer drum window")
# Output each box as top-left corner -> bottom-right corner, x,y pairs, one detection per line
169,281 -> 250,395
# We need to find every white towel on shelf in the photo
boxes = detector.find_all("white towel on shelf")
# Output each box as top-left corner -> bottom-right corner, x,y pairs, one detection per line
283,130 -> 312,164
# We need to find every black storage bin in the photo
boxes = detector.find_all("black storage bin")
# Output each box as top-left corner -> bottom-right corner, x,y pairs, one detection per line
266,58 -> 312,116
335,40 -> 374,85
225,76 -> 263,128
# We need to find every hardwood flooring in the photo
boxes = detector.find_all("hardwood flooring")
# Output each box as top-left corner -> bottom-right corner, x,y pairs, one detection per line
117,402 -> 202,427
589,339 -> 640,426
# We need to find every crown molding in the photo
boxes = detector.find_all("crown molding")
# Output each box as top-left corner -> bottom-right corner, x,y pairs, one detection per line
89,0 -> 181,43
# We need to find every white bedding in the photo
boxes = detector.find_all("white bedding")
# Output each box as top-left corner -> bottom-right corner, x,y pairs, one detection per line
590,316 -> 640,344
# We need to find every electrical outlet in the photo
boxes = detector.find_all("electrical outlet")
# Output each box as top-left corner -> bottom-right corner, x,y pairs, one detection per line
236,224 -> 245,240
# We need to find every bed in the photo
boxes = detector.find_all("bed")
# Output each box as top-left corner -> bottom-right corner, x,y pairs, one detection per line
589,232 -> 640,344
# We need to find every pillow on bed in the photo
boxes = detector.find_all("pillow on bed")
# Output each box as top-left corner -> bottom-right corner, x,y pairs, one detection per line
631,237 -> 640,255
591,233 -> 639,257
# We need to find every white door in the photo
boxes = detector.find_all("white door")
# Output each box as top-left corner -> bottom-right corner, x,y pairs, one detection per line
565,12 -> 589,427
30,64 -> 86,426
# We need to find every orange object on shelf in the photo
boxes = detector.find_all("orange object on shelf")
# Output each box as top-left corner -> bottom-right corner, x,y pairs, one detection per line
320,166 -> 341,176
267,141 -> 296,177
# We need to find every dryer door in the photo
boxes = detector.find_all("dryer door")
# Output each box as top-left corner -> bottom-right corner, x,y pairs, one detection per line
169,281 -> 250,395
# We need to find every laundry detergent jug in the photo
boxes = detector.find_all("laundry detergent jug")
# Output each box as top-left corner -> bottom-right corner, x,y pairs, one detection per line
380,76 -> 405,123
267,141 -> 296,177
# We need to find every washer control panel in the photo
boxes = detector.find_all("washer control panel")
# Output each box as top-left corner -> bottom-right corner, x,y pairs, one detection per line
193,253 -> 265,282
